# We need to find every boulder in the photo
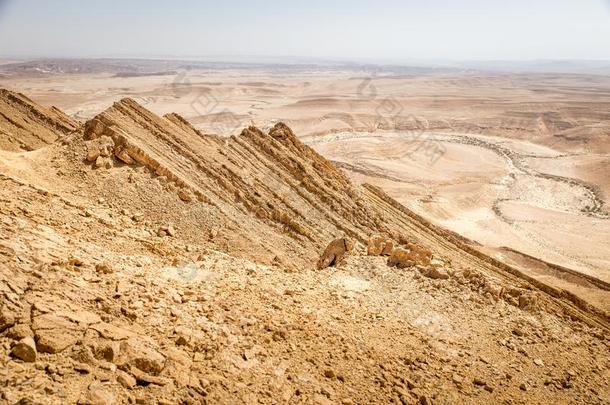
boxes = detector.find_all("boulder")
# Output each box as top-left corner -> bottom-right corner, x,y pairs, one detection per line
367,235 -> 394,256
94,156 -> 113,169
421,267 -> 449,280
10,337 -> 37,362
95,262 -> 114,275
387,243 -> 433,269
86,136 -> 115,163
316,238 -> 353,270
114,338 -> 165,375
387,248 -> 414,269
0,306 -> 15,333
32,314 -> 83,354
178,189 -> 193,202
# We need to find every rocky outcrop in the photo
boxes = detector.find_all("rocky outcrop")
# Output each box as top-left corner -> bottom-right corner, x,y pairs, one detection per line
0,88 -> 80,151
387,243 -> 433,268
367,235 -> 394,256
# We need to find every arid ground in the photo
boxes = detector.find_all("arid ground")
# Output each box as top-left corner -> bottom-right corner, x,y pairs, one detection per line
0,59 -> 608,404
3,59 -> 609,311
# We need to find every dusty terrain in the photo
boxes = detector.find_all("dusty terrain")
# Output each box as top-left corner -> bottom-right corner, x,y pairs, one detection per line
0,60 -> 609,404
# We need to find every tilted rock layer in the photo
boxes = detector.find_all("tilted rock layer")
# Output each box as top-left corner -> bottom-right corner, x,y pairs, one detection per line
0,88 -> 80,151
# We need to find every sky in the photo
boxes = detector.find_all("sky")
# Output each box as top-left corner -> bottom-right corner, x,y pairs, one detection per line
0,0 -> 609,61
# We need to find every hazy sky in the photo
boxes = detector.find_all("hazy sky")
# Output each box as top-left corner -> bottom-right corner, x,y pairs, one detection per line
1,0 -> 609,61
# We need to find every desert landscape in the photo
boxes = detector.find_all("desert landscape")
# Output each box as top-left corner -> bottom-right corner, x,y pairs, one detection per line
0,57 -> 608,404
2,59 -> 609,309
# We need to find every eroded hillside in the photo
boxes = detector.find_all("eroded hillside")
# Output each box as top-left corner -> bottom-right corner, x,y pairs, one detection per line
0,90 -> 608,404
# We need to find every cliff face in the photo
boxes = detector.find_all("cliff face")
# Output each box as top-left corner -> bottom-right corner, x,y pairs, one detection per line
0,89 -> 80,151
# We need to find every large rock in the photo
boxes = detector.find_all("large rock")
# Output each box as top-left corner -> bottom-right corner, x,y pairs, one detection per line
387,243 -> 433,269
367,235 -> 394,256
32,314 -> 83,353
78,382 -> 115,405
85,136 -> 115,162
316,238 -> 353,270
6,323 -> 33,340
421,267 -> 449,280
10,337 -> 37,362
161,347 -> 193,387
0,306 -> 15,333
387,248 -> 414,268
114,338 -> 165,375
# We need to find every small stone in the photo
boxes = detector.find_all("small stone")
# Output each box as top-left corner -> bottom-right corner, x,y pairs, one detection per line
313,394 -> 332,405
388,243 -> 433,268
534,358 -> 544,366
93,342 -> 118,362
0,306 -> 15,332
512,328 -> 526,337
79,382 -> 115,405
520,383 -> 528,391
166,225 -> 176,237
473,377 -> 486,386
418,395 -> 431,405
130,367 -> 170,386
69,256 -> 85,267
95,156 -> 114,169
74,362 -> 92,374
116,149 -> 135,165
6,324 -> 33,340
366,235 -> 394,256
10,337 -> 37,362
86,149 -> 101,162
324,369 -> 336,379
158,225 -> 176,237
117,370 -> 137,389
115,338 -> 165,375
178,189 -> 193,202
421,267 -> 449,280
95,262 -> 114,274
